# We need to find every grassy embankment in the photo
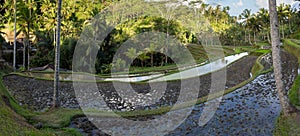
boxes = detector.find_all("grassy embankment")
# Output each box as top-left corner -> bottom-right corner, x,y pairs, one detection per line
274,39 -> 300,136
0,71 -> 82,135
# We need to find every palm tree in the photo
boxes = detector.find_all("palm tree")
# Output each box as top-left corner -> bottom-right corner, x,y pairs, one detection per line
277,3 -> 291,39
269,0 -> 295,116
239,9 -> 252,44
214,5 -> 222,23
39,0 -> 57,32
15,0 -> 36,70
145,44 -> 157,67
221,6 -> 230,25
13,0 -> 16,71
257,8 -> 270,42
125,47 -> 138,66
284,4 -> 293,34
199,3 -> 208,14
26,0 -> 34,70
137,51 -> 149,67
248,15 -> 261,44
53,0 -> 62,108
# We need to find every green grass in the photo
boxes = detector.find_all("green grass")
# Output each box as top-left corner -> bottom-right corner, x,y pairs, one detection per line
127,64 -> 180,75
31,108 -> 84,128
290,30 -> 300,39
283,39 -> 300,107
256,41 -> 270,47
253,49 -> 271,54
231,45 -> 260,54
274,38 -> 300,136
289,75 -> 300,107
283,39 -> 300,64
291,39 -> 300,45
274,113 -> 300,136
0,72 -> 82,135
250,49 -> 271,76
0,72 -> 55,135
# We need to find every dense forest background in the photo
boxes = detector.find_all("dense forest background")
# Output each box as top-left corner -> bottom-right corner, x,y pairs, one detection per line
0,0 -> 299,74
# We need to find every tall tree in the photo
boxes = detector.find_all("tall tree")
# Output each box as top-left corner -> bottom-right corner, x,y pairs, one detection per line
16,0 -> 36,70
38,0 -> 56,32
269,0 -> 294,116
125,47 -> 138,66
257,8 -> 270,42
239,9 -> 252,44
53,0 -> 62,108
13,0 -> 16,71
145,44 -> 157,67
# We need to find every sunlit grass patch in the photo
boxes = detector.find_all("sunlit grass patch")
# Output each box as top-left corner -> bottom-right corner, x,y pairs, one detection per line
284,39 -> 300,64
0,72 -> 55,135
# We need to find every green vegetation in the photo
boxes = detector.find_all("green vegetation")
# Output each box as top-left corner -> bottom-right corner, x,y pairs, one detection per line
274,38 -> 300,135
32,108 -> 83,129
274,113 -> 300,136
0,72 -> 82,135
251,49 -> 271,76
0,0 -> 299,135
283,39 -> 300,107
289,75 -> 300,107
1,1 -> 298,74
283,39 -> 300,64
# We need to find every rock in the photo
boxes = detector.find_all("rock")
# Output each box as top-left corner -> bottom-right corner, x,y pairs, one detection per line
34,122 -> 43,129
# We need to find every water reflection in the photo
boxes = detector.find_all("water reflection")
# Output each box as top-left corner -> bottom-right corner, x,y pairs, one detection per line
150,52 -> 248,82
104,74 -> 164,82
69,52 -> 247,82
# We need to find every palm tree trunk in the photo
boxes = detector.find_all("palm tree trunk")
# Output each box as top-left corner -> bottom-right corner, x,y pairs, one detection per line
253,32 -> 256,44
27,42 -> 30,70
288,18 -> 292,33
165,21 -> 169,64
281,21 -> 285,39
140,60 -> 143,67
269,0 -> 295,116
244,28 -> 247,43
27,1 -> 31,70
13,0 -> 17,71
53,0 -> 62,108
53,28 -> 56,46
267,31 -> 270,43
151,53 -> 153,67
248,33 -> 252,45
23,40 -> 26,68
